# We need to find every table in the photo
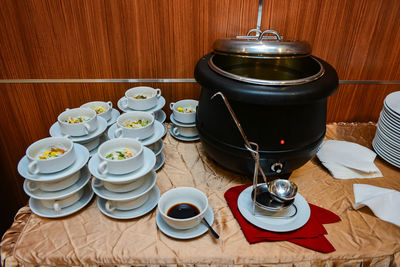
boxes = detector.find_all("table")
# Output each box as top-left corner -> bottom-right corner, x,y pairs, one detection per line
2,123 -> 400,266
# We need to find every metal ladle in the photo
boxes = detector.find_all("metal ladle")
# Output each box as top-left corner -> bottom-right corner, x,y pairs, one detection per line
210,92 -> 298,214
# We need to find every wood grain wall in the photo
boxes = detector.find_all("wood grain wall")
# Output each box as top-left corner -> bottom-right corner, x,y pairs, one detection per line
1,0 -> 400,235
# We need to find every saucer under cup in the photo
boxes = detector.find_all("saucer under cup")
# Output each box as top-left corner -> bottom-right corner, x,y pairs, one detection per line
26,137 -> 75,174
58,108 -> 98,137
26,169 -> 81,192
158,187 -> 208,230
121,86 -> 161,110
81,101 -> 113,121
97,138 -> 144,175
114,111 -> 155,140
170,99 -> 198,124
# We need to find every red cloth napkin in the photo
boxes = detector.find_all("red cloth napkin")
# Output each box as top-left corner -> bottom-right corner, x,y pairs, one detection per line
225,185 -> 341,253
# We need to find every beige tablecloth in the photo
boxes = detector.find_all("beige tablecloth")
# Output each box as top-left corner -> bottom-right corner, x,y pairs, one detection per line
2,123 -> 400,266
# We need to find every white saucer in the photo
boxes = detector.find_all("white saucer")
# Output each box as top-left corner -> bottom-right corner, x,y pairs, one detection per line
170,114 -> 195,127
108,108 -> 120,126
155,110 -> 166,123
29,183 -> 94,218
97,185 -> 160,219
18,144 -> 90,182
23,165 -> 91,200
149,139 -> 164,156
92,170 -> 157,201
88,147 -> 156,183
169,125 -> 200,142
237,185 -> 310,232
117,96 -> 166,114
49,117 -> 108,143
154,151 -> 165,172
107,120 -> 165,146
156,205 -> 214,239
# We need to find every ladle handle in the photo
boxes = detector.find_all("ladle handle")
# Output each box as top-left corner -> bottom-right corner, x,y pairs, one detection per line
211,92 -> 269,183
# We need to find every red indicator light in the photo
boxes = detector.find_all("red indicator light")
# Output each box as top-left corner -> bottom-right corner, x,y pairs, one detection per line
280,139 -> 285,145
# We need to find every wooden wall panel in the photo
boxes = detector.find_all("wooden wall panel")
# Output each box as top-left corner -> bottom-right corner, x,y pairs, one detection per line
1,0 -> 400,80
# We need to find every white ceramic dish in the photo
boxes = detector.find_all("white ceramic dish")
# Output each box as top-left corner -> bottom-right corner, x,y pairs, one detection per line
170,114 -> 195,127
114,111 -> 155,140
58,108 -> 98,137
154,152 -> 165,172
372,139 -> 400,168
108,120 -> 165,146
23,166 -> 91,200
169,126 -> 199,142
26,169 -> 81,192
25,137 -> 75,174
105,193 -> 149,212
122,87 -> 162,110
18,144 -> 89,182
91,170 -> 157,200
155,110 -> 166,123
118,96 -> 166,113
97,138 -> 144,175
170,99 -> 198,124
158,187 -> 208,230
156,205 -> 214,239
97,185 -> 160,219
80,101 -> 113,121
88,147 -> 156,183
50,117 -> 108,143
172,125 -> 198,137
29,183 -> 94,218
237,185 -> 311,232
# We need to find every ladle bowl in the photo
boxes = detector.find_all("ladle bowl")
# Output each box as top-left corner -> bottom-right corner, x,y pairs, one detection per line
268,179 -> 298,203
251,183 -> 295,212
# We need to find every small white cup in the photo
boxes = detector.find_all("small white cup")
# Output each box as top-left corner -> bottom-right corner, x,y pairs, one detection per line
105,194 -> 149,212
158,187 -> 208,230
40,189 -> 84,213
58,108 -> 98,137
170,99 -> 198,124
81,101 -> 113,121
93,177 -> 145,193
27,169 -> 81,192
97,138 -> 144,175
26,137 -> 76,174
172,125 -> 198,138
121,86 -> 161,110
114,111 -> 155,140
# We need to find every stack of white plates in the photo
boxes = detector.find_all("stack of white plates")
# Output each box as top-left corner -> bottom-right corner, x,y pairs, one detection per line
372,91 -> 400,168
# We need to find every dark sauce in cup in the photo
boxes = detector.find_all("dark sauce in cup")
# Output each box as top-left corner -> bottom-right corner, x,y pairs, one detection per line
167,203 -> 200,219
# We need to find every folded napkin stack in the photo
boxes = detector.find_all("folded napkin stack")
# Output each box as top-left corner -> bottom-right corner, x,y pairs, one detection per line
317,140 -> 383,179
353,184 -> 400,227
225,185 -> 341,253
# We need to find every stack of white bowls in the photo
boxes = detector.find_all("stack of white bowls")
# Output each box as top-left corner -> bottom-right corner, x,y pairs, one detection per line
373,91 -> 400,168
169,99 -> 199,142
49,105 -> 113,157
117,86 -> 167,124
88,138 -> 160,219
113,87 -> 167,171
18,137 -> 92,218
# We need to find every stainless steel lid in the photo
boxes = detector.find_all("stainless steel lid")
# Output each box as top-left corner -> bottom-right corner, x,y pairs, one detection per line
209,29 -> 324,86
213,30 -> 312,58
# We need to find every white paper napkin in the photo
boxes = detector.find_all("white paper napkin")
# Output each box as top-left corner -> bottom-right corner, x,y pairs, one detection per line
352,184 -> 400,227
317,140 -> 383,179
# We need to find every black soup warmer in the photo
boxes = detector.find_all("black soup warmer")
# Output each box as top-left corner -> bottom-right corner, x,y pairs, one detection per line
194,30 -> 338,178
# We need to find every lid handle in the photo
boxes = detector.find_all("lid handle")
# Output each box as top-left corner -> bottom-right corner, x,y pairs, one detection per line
258,30 -> 282,41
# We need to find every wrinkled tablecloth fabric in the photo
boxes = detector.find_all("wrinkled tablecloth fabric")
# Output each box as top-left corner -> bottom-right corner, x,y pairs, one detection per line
1,122 -> 400,266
